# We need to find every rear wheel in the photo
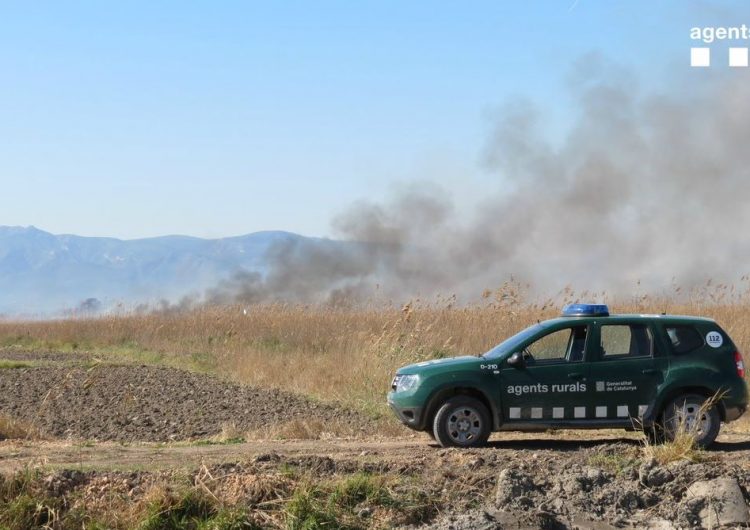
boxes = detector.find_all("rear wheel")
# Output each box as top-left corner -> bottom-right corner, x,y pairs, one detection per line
661,393 -> 721,448
644,425 -> 664,445
432,396 -> 491,448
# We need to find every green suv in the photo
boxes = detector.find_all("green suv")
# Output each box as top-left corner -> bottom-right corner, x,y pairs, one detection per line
388,304 -> 747,447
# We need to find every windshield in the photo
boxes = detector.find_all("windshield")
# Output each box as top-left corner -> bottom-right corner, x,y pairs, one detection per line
482,323 -> 544,360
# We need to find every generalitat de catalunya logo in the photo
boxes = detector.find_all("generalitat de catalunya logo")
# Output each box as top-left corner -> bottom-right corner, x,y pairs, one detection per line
690,25 -> 749,67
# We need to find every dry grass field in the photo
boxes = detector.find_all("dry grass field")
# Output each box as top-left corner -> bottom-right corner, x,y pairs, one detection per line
2,283 -> 750,529
1,281 -> 749,418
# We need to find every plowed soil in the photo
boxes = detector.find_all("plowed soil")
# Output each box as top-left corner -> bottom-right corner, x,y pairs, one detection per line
0,355 -> 369,442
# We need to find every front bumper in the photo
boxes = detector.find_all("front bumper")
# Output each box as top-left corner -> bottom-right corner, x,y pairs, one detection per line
387,397 -> 425,430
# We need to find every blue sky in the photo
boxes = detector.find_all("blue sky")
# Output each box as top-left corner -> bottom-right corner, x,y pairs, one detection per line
0,1 -> 745,239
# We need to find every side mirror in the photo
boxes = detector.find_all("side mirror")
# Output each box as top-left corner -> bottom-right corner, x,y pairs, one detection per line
507,351 -> 526,368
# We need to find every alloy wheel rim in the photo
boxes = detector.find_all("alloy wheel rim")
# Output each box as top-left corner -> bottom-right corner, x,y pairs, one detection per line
673,401 -> 710,435
447,406 -> 482,444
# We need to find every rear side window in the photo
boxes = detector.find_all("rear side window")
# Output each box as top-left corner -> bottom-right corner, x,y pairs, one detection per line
665,325 -> 704,354
600,324 -> 653,357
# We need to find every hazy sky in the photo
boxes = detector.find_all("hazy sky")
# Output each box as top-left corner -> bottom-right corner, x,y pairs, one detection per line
0,1 -> 744,239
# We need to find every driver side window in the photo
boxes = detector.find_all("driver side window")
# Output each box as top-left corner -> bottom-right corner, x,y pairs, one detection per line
525,326 -> 587,363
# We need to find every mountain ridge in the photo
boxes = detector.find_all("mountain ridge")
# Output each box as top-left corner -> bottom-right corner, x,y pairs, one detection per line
0,226 -> 316,316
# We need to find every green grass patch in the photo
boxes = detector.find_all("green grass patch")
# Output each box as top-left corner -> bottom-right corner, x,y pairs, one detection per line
286,484 -> 348,530
0,468 -> 61,530
0,360 -> 35,369
0,335 -> 46,350
0,465 -> 438,530
0,336 -> 86,353
195,508 -> 259,530
137,489 -> 214,530
285,472 -> 434,530
88,344 -> 218,374
137,489 -> 259,530
190,437 -> 245,447
0,337 -> 216,375
1,493 -> 60,530
331,472 -> 394,508
587,451 -> 640,476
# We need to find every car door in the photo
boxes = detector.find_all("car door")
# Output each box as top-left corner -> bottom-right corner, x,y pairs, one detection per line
586,321 -> 666,423
500,324 -> 591,423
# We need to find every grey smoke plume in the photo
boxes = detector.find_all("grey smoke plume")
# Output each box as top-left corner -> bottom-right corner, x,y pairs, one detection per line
210,58 -> 750,305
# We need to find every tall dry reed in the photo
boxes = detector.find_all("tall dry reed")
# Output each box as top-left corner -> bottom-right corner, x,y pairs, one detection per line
0,282 -> 748,415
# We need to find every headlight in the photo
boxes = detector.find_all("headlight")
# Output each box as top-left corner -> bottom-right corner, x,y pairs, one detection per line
391,374 -> 420,393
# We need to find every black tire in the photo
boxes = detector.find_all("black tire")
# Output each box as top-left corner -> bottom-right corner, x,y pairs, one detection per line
432,396 -> 491,448
644,425 -> 664,445
661,393 -> 721,448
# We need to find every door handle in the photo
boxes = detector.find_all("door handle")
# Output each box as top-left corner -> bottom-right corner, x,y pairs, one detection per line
568,372 -> 584,379
642,369 -> 659,375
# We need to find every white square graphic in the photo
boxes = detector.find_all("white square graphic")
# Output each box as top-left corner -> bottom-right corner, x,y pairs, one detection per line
531,407 -> 543,419
617,405 -> 629,418
691,47 -> 710,67
574,406 -> 586,419
509,407 -> 521,419
596,381 -> 605,392
596,406 -> 607,418
730,47 -> 749,67
638,405 -> 648,417
552,407 -> 564,419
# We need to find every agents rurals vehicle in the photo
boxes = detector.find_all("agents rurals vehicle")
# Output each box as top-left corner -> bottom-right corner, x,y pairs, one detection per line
388,304 -> 748,448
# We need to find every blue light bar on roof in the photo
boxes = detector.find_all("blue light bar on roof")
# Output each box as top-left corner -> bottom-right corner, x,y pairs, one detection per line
561,303 -> 610,317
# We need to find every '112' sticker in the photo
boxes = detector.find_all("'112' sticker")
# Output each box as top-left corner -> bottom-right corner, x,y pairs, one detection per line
706,331 -> 723,348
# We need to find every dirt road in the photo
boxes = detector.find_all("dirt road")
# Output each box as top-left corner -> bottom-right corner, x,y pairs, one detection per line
0,432 -> 639,474
3,432 -> 750,529
3,430 -> 750,473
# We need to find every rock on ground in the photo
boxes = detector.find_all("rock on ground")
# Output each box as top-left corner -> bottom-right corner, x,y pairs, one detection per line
685,477 -> 749,528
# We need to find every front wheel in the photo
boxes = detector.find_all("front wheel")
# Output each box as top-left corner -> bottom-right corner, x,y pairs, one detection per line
432,396 -> 491,448
661,393 -> 721,448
